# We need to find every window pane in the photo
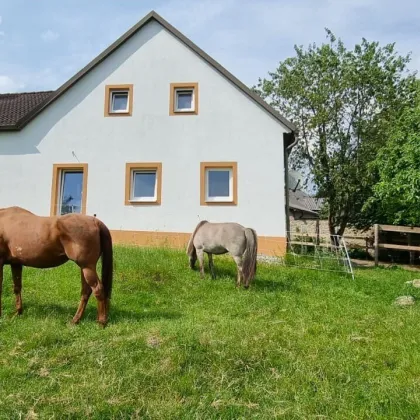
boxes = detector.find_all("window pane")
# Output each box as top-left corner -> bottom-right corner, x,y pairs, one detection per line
60,171 -> 83,215
208,170 -> 230,197
133,171 -> 156,198
111,92 -> 128,111
176,91 -> 193,110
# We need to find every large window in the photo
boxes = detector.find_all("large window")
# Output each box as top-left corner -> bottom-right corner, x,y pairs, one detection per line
104,84 -> 133,116
200,162 -> 237,205
169,82 -> 199,115
50,164 -> 88,216
125,163 -> 162,205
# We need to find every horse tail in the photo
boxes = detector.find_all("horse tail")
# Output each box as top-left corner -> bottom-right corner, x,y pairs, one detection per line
242,228 -> 258,287
186,220 -> 208,256
97,220 -> 113,301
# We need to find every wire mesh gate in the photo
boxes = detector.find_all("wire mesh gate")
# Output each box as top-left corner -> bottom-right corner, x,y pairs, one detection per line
279,231 -> 355,279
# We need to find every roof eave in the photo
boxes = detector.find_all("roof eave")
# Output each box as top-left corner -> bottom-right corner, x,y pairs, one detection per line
0,124 -> 19,132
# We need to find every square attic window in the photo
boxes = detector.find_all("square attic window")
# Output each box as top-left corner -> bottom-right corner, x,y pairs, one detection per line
105,85 -> 133,116
170,83 -> 198,115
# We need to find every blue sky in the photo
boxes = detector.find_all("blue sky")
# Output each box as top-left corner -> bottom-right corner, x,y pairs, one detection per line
0,0 -> 419,93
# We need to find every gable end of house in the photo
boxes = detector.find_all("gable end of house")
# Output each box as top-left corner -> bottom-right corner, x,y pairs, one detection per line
0,10 -> 296,135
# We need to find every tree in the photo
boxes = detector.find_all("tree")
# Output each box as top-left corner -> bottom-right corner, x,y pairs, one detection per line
363,81 -> 420,226
254,29 -> 416,238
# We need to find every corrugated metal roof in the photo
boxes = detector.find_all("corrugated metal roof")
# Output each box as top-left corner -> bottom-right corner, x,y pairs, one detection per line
289,188 -> 323,214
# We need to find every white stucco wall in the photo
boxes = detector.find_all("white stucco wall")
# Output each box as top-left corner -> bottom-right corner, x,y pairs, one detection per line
0,20 -> 289,237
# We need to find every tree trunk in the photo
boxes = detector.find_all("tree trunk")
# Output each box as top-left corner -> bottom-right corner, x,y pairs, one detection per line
337,218 -> 348,238
328,215 -> 339,247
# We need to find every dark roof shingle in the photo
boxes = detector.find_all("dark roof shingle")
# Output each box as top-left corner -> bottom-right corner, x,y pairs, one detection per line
0,91 -> 54,128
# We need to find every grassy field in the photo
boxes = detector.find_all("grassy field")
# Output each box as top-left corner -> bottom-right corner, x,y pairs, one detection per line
1,246 -> 420,419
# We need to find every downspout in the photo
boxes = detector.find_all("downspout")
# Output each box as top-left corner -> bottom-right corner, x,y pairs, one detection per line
283,131 -> 299,251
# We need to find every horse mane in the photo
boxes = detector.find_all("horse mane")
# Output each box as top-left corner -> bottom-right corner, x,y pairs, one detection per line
186,220 -> 208,255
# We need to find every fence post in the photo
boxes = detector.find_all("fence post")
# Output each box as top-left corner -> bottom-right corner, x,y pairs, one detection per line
374,224 -> 379,267
408,233 -> 415,265
315,219 -> 320,245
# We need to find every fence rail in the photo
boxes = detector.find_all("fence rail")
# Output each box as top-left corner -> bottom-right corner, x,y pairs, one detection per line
290,241 -> 334,248
377,224 -> 420,234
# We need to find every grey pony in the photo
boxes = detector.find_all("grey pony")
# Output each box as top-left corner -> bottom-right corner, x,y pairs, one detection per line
186,220 -> 258,288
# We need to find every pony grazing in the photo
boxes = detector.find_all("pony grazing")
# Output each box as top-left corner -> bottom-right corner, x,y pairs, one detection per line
0,206 -> 113,327
186,220 -> 258,288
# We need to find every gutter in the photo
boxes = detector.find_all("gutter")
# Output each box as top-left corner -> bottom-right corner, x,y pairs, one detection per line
283,131 -> 299,250
0,125 -> 19,132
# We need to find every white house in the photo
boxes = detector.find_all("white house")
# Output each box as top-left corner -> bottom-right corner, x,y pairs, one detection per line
0,11 -> 297,256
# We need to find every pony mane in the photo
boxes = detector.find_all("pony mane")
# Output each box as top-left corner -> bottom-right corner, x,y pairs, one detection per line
186,220 -> 208,255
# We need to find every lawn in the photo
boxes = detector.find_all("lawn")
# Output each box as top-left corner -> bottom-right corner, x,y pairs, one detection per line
1,246 -> 420,419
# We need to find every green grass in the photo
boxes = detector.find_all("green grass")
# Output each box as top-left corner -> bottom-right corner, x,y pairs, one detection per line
1,246 -> 420,419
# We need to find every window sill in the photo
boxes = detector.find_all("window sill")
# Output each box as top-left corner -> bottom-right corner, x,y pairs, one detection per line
106,111 -> 132,117
126,199 -> 161,206
201,200 -> 237,206
171,110 -> 198,116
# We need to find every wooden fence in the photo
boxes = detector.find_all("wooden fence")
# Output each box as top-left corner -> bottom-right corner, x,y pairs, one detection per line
374,224 -> 420,266
290,223 -> 420,266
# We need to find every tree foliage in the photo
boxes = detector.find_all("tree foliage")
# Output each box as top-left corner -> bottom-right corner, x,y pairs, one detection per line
254,29 -> 416,235
363,82 -> 420,226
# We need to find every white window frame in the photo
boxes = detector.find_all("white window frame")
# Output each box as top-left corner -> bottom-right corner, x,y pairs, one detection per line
57,169 -> 84,215
174,88 -> 195,112
109,90 -> 129,114
130,169 -> 158,202
205,167 -> 233,202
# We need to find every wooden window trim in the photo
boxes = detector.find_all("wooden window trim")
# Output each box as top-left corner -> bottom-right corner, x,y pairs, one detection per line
200,162 -> 237,206
50,163 -> 88,216
104,84 -> 133,117
125,162 -> 162,205
169,82 -> 199,116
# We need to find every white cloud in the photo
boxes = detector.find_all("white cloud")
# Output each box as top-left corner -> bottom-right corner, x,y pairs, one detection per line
0,75 -> 25,93
41,29 -> 60,42
0,16 -> 2,25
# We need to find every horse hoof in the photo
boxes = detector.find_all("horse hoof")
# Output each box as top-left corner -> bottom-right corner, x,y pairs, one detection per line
97,319 -> 107,328
16,308 -> 23,315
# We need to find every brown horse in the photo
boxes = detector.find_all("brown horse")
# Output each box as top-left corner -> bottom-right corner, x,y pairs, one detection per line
186,220 -> 258,288
0,206 -> 113,326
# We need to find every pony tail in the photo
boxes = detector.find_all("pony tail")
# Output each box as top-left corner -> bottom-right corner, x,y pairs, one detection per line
186,220 -> 208,256
242,228 -> 258,287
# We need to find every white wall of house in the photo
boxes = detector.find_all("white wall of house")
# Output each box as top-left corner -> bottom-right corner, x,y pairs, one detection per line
0,20 -> 289,237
